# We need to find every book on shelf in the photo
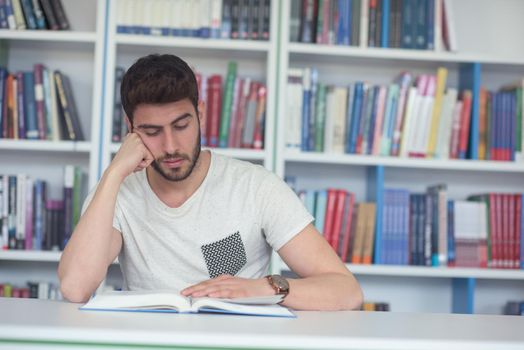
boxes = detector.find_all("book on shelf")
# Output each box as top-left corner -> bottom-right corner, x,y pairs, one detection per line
0,65 -> 84,141
285,66 -> 524,162
114,0 -> 271,41
111,63 -> 267,150
80,290 -> 295,318
291,182 -> 523,269
291,0 -> 455,51
0,0 -> 70,31
0,281 -> 62,300
0,166 -> 86,251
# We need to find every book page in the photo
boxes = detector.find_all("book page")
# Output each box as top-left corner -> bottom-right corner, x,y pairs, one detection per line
81,290 -> 192,312
191,295 -> 294,317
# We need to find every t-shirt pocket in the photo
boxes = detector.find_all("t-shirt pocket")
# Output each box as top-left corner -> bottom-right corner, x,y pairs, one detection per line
201,231 -> 247,278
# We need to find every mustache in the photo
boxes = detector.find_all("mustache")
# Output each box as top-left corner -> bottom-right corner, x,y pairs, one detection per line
157,153 -> 190,162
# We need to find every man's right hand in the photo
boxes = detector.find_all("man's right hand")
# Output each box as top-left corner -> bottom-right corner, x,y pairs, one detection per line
109,133 -> 155,181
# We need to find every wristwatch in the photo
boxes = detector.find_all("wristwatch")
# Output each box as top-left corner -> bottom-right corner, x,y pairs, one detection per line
265,274 -> 290,300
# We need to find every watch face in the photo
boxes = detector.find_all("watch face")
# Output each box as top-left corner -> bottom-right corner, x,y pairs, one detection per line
272,275 -> 289,291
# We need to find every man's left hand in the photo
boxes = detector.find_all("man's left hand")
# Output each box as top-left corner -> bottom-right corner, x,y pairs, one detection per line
181,274 -> 275,299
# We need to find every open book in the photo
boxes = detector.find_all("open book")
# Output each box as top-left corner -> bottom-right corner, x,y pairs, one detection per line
80,290 -> 295,318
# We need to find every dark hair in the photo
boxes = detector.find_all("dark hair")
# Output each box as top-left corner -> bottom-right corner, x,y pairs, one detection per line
120,54 -> 199,124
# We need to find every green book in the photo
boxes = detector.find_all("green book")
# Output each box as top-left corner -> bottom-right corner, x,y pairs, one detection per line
314,84 -> 326,152
219,61 -> 238,148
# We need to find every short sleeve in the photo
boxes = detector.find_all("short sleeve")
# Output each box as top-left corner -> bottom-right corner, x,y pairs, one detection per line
81,185 -> 122,233
257,172 -> 314,251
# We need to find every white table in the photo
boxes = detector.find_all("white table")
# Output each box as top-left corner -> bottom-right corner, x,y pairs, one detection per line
1,297 -> 523,349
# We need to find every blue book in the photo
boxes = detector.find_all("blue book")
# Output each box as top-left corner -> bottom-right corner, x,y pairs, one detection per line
301,69 -> 311,152
16,72 -> 26,139
33,180 -> 45,250
401,0 -> 414,48
23,72 -> 38,139
305,190 -> 316,219
510,92 -> 516,161
426,0 -> 435,49
19,0 -> 37,29
0,0 -> 7,28
347,82 -> 364,153
221,0 -> 232,39
414,0 -> 426,49
0,67 -> 6,136
381,0 -> 390,48
447,200 -> 455,265
459,63 -> 481,159
337,0 -> 351,45
314,190 -> 328,234
366,86 -> 379,155
308,69 -> 318,151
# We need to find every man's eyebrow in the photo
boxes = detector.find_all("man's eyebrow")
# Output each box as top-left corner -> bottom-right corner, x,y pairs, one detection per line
136,113 -> 192,129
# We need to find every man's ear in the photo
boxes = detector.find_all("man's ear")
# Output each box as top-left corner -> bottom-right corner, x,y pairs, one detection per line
197,100 -> 206,133
124,114 -> 132,133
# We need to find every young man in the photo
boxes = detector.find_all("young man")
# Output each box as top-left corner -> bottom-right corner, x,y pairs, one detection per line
58,54 -> 363,310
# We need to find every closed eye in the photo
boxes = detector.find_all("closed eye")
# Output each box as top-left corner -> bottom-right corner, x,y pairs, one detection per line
174,123 -> 189,130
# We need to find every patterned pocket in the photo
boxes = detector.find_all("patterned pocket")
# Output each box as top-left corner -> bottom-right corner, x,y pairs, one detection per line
201,231 -> 247,278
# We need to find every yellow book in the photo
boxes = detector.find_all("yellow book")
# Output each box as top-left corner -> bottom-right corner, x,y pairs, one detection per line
351,204 -> 367,264
427,67 -> 448,157
362,203 -> 377,265
478,88 -> 488,160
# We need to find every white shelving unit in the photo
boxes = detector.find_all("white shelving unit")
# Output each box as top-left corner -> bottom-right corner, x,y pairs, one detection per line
275,0 -> 524,314
0,0 -> 107,287
99,0 -> 279,175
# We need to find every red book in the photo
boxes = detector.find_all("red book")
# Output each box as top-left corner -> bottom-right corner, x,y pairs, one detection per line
509,193 -> 516,269
252,84 -> 266,150
515,194 -> 522,270
339,193 -> 355,261
490,193 -> 499,268
502,194 -> 510,268
330,190 -> 347,252
457,90 -> 472,159
206,75 -> 222,148
323,189 -> 338,246
232,78 -> 250,148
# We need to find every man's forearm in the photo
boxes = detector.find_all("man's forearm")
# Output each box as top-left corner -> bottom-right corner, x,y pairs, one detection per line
281,273 -> 363,311
58,168 -> 123,302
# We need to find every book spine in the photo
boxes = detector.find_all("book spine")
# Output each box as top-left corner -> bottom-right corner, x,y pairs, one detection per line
219,62 -> 237,147
49,0 -> 69,29
20,0 -> 37,29
39,0 -> 59,30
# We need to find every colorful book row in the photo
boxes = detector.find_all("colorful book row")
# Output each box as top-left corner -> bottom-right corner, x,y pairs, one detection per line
112,63 -> 267,150
0,166 -> 85,251
115,0 -> 271,41
0,0 -> 70,30
291,0 -> 456,51
0,65 -> 85,141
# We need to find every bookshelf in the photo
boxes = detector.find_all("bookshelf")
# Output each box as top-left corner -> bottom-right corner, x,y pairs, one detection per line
274,0 -> 524,314
2,0 -> 523,314
99,0 -> 279,176
0,0 -> 106,288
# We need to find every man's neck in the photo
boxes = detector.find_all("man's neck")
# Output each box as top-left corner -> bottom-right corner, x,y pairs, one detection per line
146,150 -> 211,208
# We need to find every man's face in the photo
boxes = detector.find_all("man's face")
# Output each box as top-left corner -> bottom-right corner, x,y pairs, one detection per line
131,99 -> 204,182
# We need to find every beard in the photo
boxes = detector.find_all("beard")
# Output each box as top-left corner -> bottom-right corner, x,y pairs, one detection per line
151,129 -> 201,182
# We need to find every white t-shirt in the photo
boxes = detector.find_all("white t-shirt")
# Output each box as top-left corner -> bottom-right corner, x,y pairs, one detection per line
82,151 -> 313,291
